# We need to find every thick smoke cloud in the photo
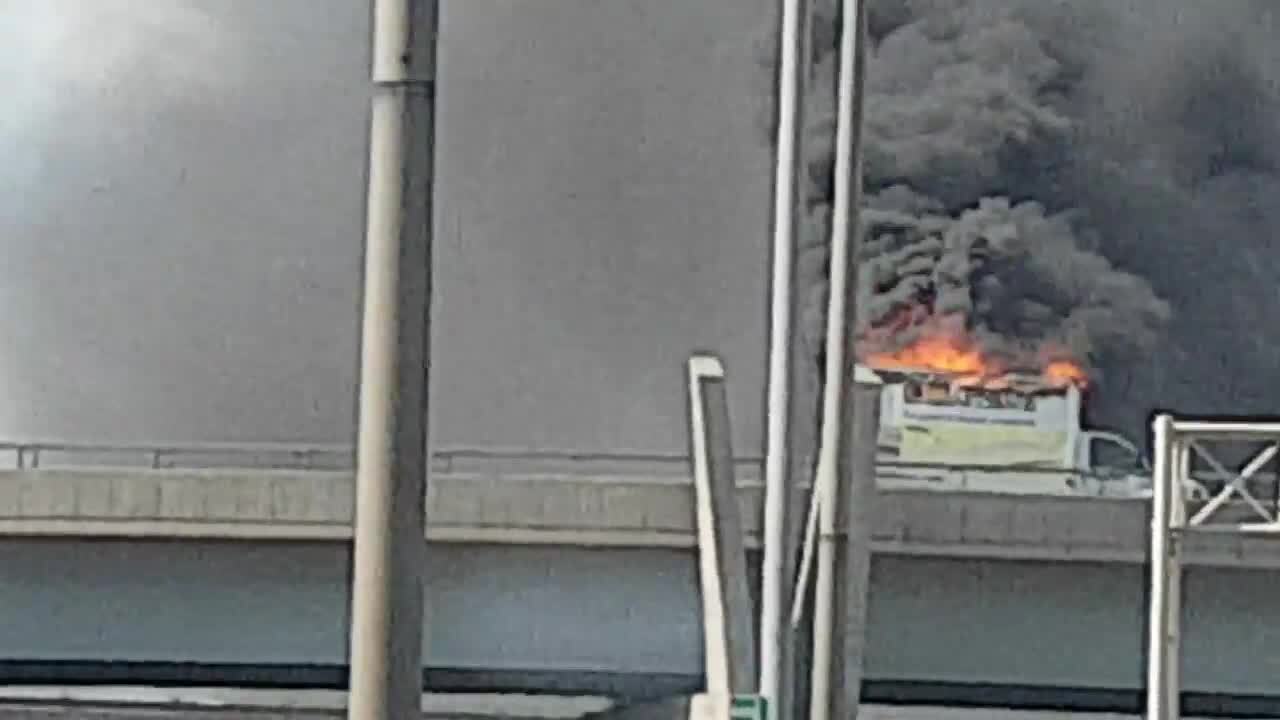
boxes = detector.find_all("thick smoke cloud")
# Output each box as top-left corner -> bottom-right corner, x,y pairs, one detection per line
778,0 -> 1280,439
3,1 -> 776,453
2,2 -> 243,200
2,3 -> 237,126
10,0 -> 1277,454
1,1 -> 369,443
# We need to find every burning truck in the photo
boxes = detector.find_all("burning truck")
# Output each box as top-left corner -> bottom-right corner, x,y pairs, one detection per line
857,332 -> 1163,497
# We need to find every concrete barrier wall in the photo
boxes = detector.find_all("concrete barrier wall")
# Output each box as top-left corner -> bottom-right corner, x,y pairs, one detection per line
7,466 -> 1280,569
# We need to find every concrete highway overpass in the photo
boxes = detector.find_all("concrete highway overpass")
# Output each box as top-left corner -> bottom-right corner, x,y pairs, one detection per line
3,443 -> 1280,715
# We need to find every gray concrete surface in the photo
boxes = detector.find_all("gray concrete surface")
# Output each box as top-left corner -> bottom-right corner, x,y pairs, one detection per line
861,710 -> 1278,720
2,702 -> 1276,720
0,689 -> 608,719
5,458 -> 1280,570
10,540 -> 1280,698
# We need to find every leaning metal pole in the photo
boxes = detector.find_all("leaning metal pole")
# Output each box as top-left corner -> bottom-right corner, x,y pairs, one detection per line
347,2 -> 438,719
760,0 -> 812,713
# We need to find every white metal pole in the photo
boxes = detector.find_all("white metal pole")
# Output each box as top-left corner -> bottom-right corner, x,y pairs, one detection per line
760,0 -> 812,708
690,355 -> 759,707
1166,439 -> 1188,718
1146,414 -> 1175,720
690,357 -> 732,702
348,2 -> 437,719
808,1 -> 866,718
790,485 -> 821,628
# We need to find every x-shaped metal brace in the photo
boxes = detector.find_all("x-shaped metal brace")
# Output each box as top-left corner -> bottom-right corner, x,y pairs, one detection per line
1184,442 -> 1279,528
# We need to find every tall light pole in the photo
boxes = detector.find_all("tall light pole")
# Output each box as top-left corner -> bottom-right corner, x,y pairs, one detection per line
808,1 -> 868,719
347,1 -> 438,719
759,0 -> 812,716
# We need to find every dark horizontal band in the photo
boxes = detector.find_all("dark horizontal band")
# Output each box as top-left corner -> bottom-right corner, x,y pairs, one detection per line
1,662 -> 1278,717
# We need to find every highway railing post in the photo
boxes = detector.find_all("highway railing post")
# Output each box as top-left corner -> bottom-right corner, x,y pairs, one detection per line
694,356 -> 759,692
1146,414 -> 1180,720
689,356 -> 758,715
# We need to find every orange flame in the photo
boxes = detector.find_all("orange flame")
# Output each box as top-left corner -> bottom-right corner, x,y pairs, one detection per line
861,332 -> 1089,390
1043,359 -> 1089,389
863,335 -> 989,377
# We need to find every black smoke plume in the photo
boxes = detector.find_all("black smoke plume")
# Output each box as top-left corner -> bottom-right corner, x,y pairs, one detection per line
765,0 -> 1280,440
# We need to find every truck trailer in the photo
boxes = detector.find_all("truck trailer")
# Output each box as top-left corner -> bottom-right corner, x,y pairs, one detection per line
865,365 -> 1181,498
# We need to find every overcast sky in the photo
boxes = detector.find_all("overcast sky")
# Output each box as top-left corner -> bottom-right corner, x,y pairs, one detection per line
1,1 -> 775,453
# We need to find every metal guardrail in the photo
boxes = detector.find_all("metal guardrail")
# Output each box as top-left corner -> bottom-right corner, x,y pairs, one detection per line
0,439 -> 1147,473
0,440 -> 355,471
0,440 -> 766,476
0,441 -> 1107,476
0,439 -> 1256,504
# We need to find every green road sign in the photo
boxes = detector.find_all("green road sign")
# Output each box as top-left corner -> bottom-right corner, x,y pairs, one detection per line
730,695 -> 767,720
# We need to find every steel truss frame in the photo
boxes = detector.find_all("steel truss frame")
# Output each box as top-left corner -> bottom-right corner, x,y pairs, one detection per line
1147,416 -> 1280,720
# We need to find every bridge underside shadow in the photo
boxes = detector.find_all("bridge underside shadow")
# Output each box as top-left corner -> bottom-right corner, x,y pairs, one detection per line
3,539 -> 1280,714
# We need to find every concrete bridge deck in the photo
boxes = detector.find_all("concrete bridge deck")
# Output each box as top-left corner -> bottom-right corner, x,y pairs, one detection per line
5,443 -> 1280,713
2,443 -> 1280,568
